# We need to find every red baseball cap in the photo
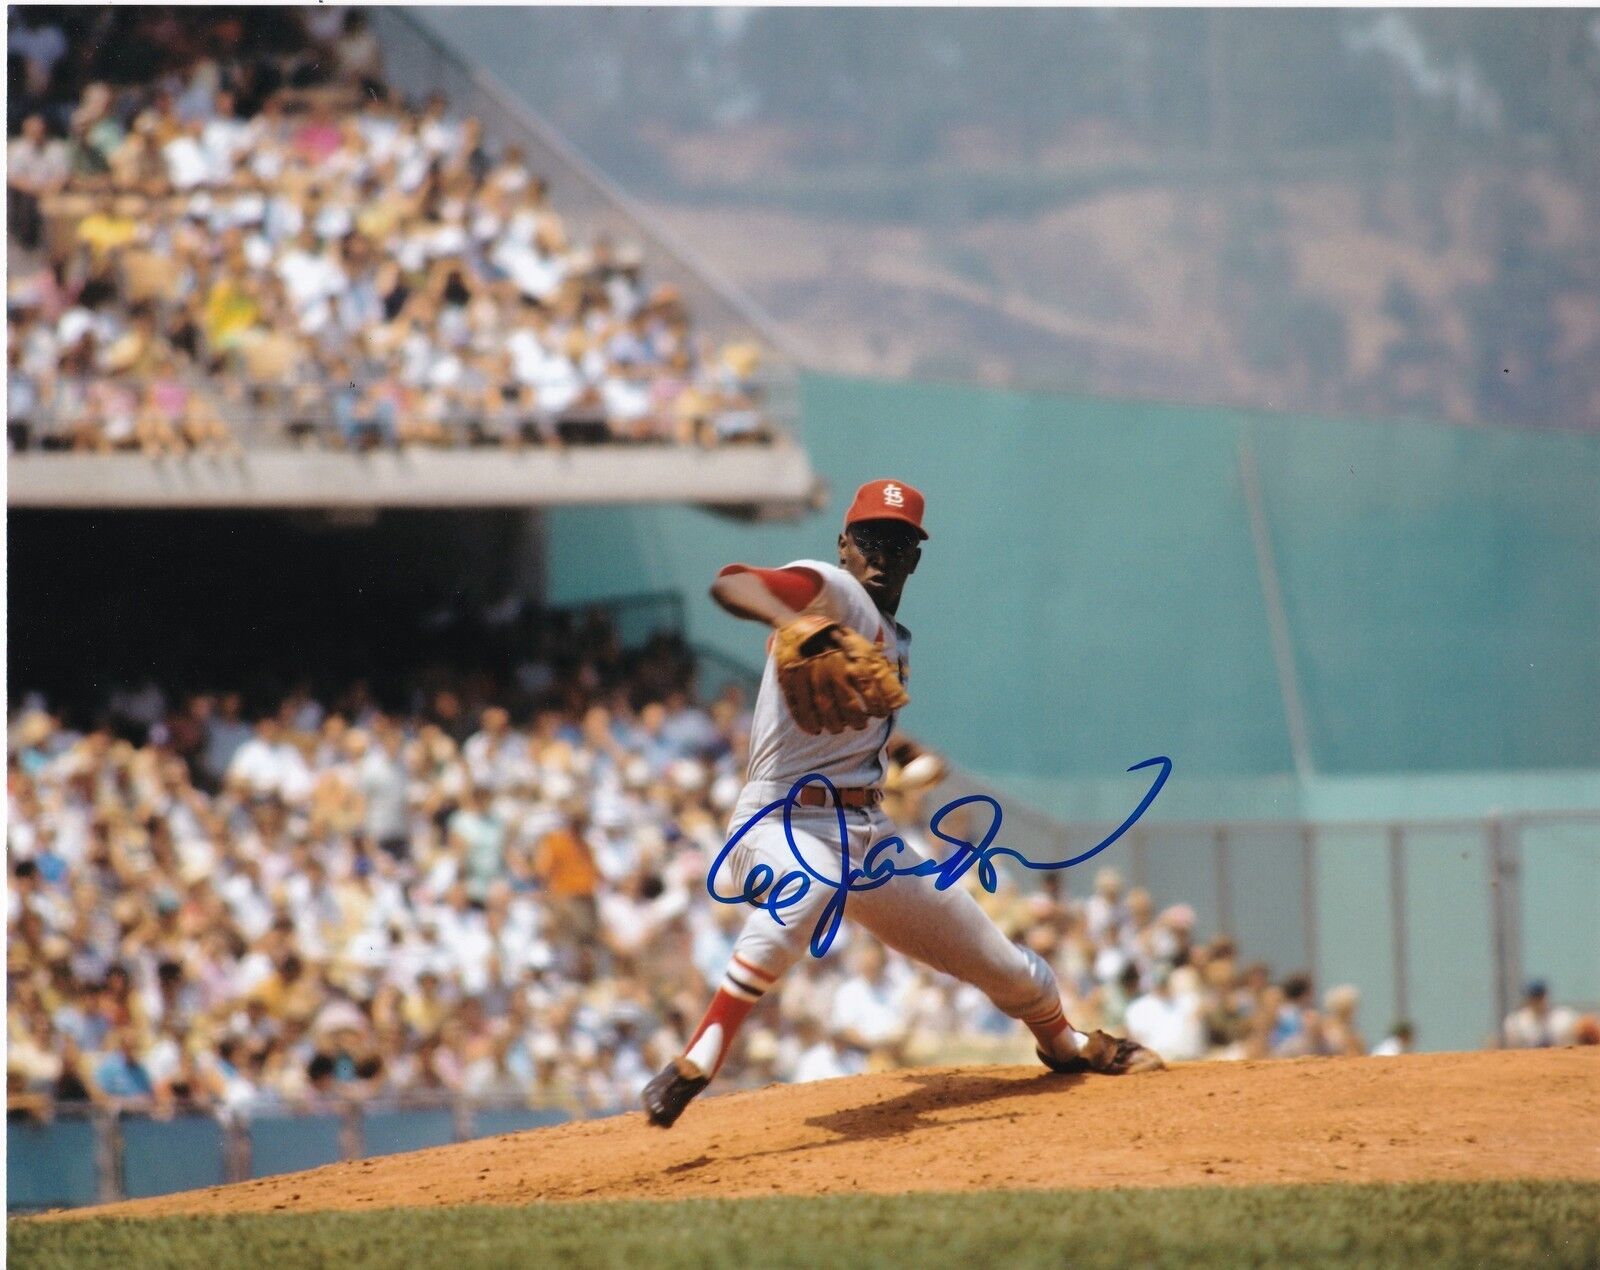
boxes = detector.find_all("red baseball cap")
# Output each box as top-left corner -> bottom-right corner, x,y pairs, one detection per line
843,479 -> 929,539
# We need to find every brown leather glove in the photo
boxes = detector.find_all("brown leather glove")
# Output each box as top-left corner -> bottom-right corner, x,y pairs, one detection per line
773,614 -> 908,735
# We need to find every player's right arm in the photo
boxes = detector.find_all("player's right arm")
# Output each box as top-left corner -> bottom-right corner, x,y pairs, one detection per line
708,564 -> 824,628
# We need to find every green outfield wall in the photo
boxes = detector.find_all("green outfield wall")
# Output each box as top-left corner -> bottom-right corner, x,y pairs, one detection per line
550,373 -> 1600,813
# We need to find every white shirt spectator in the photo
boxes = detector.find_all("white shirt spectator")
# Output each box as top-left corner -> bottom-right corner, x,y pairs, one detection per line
20,323 -> 60,379
233,948 -> 277,999
283,880 -> 340,961
261,193 -> 303,243
8,131 -> 69,191
201,115 -> 251,178
463,729 -> 525,793
420,115 -> 461,158
490,914 -> 541,979
793,1039 -> 859,1083
1125,983 -> 1206,1061
239,231 -> 274,273
532,355 -> 584,415
396,146 -> 430,194
358,745 -> 408,843
314,201 -> 355,241
163,133 -> 211,190
505,325 -> 550,385
830,972 -> 911,1049
428,220 -> 470,259
492,234 -> 566,302
1503,1002 -> 1578,1049
211,1053 -> 260,1111
205,713 -> 254,782
1086,892 -> 1127,944
227,736 -> 313,804
602,371 -> 652,424
277,245 -> 345,334
444,910 -> 496,996
470,206 -> 504,247
227,192 -> 268,233
143,1032 -> 183,1086
218,870 -> 273,943
598,882 -> 689,959
357,111 -> 400,160
57,305 -> 117,352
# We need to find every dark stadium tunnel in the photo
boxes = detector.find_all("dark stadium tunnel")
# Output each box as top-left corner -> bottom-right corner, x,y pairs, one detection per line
8,509 -> 546,728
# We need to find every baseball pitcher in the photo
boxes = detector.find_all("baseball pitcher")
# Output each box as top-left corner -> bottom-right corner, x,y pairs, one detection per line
643,479 -> 1162,1127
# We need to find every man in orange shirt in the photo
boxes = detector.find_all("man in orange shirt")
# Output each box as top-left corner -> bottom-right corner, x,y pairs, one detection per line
533,803 -> 599,946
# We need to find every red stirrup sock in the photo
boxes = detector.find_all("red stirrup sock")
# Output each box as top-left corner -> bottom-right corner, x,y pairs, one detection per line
1023,997 -> 1089,1061
681,954 -> 777,1077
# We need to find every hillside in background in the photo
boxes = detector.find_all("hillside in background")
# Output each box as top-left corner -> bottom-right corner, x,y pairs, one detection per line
420,9 -> 1600,430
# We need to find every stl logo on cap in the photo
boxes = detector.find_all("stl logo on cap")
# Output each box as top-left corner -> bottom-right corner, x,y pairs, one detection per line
844,478 -> 930,539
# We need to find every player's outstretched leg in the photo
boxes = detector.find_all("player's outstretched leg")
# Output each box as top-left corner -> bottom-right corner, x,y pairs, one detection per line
846,865 -> 1165,1076
646,804 -> 840,1127
643,952 -> 782,1128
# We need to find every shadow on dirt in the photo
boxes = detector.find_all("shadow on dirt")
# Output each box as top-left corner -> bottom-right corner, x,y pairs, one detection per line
803,1068 -> 1085,1144
707,1068 -> 1086,1172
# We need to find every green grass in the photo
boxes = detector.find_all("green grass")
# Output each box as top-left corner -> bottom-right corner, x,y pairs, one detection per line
10,1181 -> 1600,1269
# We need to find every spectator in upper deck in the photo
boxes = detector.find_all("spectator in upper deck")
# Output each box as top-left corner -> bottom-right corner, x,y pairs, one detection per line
8,115 -> 70,248
6,8 -> 772,454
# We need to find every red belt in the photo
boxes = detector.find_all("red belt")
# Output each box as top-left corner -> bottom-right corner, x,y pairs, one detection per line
795,785 -> 882,809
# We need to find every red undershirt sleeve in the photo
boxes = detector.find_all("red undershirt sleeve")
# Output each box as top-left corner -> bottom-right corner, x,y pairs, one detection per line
717,563 -> 824,611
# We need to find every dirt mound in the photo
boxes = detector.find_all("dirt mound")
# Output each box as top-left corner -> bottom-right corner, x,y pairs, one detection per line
56,1049 -> 1598,1219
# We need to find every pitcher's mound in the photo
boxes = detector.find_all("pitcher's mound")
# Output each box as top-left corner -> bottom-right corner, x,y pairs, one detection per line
59,1048 -> 1598,1219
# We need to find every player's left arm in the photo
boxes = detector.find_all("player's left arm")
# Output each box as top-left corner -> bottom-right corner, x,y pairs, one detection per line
708,563 -> 825,627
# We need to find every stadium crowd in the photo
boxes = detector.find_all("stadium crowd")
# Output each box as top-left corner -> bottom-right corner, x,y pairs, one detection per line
7,7 -> 768,456
7,604 -> 1473,1129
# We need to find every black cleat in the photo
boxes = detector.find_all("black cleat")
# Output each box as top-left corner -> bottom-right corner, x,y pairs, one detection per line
642,1058 -> 710,1128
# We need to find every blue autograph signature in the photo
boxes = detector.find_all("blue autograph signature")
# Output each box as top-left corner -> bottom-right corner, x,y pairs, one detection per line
705,756 -> 1172,959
